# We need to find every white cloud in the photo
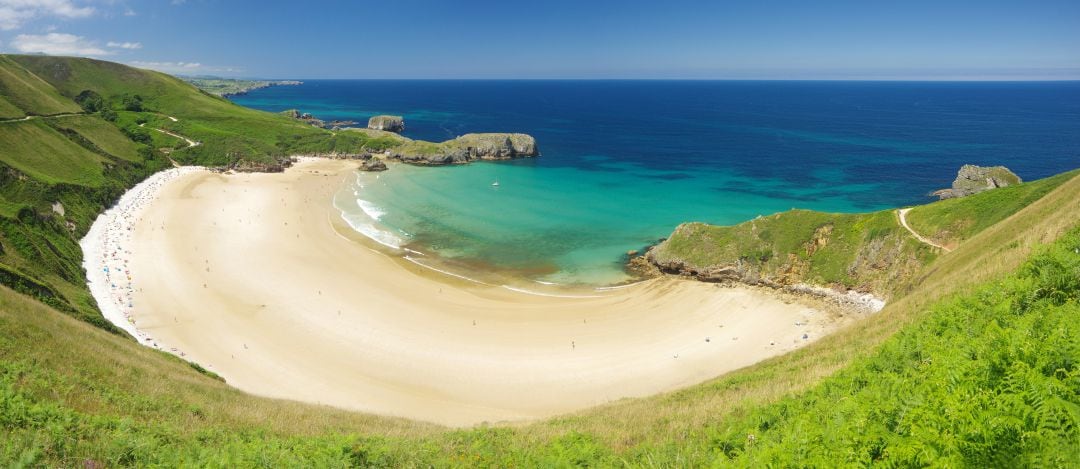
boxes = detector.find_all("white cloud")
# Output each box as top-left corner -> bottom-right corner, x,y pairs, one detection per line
107,40 -> 140,49
0,0 -> 94,30
129,61 -> 201,73
11,32 -> 110,56
122,8 -> 135,16
128,60 -> 244,76
128,61 -> 242,76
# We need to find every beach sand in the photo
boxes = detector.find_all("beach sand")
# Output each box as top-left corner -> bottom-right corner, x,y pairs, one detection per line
116,159 -> 853,426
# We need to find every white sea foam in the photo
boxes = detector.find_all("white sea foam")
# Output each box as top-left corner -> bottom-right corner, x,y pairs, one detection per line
594,280 -> 650,291
356,199 -> 386,220
500,285 -> 605,299
338,211 -> 404,249
403,256 -> 492,286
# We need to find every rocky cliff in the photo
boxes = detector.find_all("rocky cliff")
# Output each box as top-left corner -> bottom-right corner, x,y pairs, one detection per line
931,164 -> 1021,199
636,208 -> 934,302
368,115 -> 405,133
388,133 -> 538,165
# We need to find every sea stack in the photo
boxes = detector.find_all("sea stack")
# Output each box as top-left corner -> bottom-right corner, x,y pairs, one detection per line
368,115 -> 405,133
931,164 -> 1022,199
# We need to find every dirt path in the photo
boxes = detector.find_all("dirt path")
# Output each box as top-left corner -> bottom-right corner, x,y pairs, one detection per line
0,112 -> 87,124
897,208 -> 952,252
140,119 -> 200,148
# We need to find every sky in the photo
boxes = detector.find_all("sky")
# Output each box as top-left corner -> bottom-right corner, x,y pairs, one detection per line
0,0 -> 1077,80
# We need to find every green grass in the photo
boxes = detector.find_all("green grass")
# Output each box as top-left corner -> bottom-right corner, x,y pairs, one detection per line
650,170 -> 1076,298
1,200 -> 1077,465
651,208 -> 935,295
0,95 -> 23,120
0,120 -> 106,186
10,55 -> 350,166
0,195 -> 24,218
905,169 -> 1079,248
48,115 -> 146,162
702,228 -> 1080,466
0,56 -> 81,118
183,77 -> 300,97
2,53 -> 1079,466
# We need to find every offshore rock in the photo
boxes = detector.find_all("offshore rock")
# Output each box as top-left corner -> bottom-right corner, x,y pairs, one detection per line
368,115 -> 405,133
931,164 -> 1021,199
387,133 -> 539,166
359,158 -> 388,172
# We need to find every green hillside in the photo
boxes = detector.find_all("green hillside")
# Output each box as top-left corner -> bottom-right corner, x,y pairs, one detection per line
1,172 -> 1077,466
0,56 -> 81,118
0,54 -> 399,325
0,55 -> 1078,465
648,169 -> 1078,298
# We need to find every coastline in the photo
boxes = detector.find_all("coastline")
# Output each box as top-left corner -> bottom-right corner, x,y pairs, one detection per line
80,166 -> 207,352
84,158 -> 865,426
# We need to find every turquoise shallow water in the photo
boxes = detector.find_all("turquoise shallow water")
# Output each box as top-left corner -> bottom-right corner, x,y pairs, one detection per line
339,161 -> 889,285
239,80 -> 1080,286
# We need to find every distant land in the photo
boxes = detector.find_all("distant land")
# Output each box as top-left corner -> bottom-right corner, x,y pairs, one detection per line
182,76 -> 302,97
0,54 -> 1078,466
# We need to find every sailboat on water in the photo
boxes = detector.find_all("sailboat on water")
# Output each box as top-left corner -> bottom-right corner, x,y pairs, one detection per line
491,178 -> 500,187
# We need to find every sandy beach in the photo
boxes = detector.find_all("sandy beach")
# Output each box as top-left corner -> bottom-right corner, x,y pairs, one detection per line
88,159 -> 857,426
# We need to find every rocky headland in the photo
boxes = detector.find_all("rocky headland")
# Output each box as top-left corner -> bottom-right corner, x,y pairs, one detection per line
186,78 -> 302,97
282,113 -> 539,166
368,115 -> 405,133
387,133 -> 538,165
931,164 -> 1020,199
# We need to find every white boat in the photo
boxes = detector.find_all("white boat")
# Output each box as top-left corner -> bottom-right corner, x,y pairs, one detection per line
491,179 -> 500,187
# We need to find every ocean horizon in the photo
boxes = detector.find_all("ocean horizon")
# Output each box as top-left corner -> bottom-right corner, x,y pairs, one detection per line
233,80 -> 1080,285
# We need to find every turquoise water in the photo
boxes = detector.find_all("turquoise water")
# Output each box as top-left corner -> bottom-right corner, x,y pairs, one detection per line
340,161 -> 888,285
239,81 -> 1080,286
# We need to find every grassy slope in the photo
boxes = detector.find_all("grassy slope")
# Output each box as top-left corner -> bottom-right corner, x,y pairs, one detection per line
48,115 -> 144,163
649,170 -> 1076,297
9,55 -> 395,166
0,120 -> 106,186
905,169 -> 1079,249
2,171 -> 1078,466
1,54 -> 1077,465
0,95 -> 23,120
0,56 -> 81,118
0,55 -> 402,326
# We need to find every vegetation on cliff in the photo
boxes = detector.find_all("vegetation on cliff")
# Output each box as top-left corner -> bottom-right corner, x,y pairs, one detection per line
182,77 -> 302,97
2,183 -> 1077,464
1,54 -> 1078,466
0,54 -> 375,325
647,169 -> 1076,298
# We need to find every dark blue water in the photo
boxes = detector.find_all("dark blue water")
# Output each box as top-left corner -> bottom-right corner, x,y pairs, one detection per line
233,81 -> 1080,284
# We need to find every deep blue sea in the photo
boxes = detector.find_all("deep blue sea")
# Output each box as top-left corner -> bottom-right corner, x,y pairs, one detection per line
233,80 -> 1080,285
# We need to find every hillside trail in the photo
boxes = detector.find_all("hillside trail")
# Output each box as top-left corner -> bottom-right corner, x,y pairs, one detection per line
897,208 -> 953,252
0,112 -> 87,123
140,117 -> 200,148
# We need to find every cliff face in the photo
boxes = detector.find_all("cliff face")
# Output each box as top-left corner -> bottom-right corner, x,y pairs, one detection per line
368,115 -> 405,133
639,209 -> 935,300
931,165 -> 1021,199
388,133 -> 538,165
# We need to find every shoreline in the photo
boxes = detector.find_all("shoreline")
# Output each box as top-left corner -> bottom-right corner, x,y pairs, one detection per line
80,166 -> 207,354
83,158 -> 868,426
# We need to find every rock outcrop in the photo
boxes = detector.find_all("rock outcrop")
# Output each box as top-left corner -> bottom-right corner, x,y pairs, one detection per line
359,158 -> 388,172
388,133 -> 538,165
368,115 -> 405,133
931,165 -> 1021,199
